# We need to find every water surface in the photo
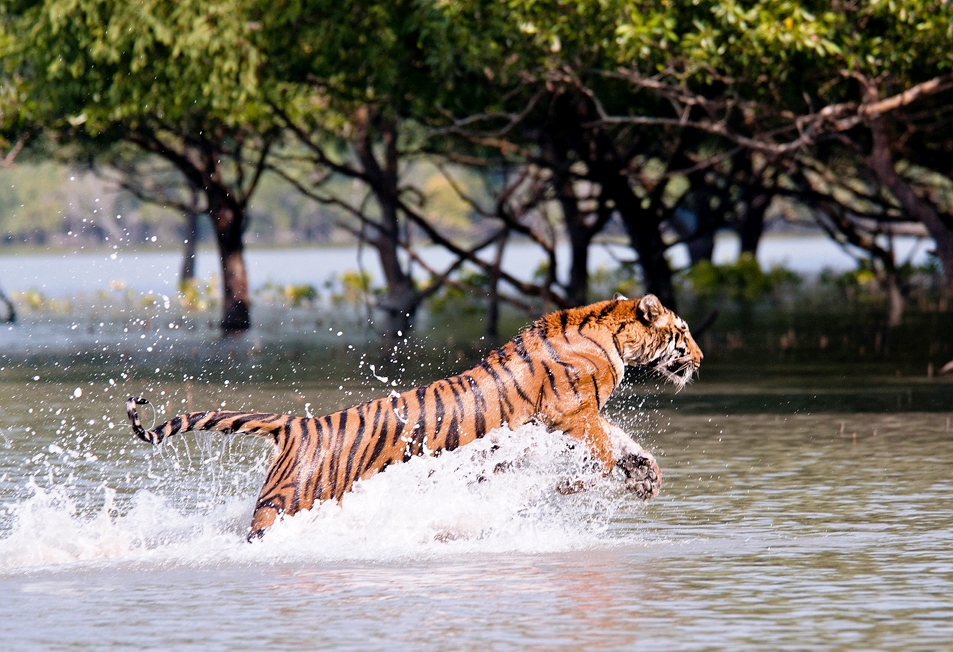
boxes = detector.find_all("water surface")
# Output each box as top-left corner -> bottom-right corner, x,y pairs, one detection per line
1,338 -> 951,650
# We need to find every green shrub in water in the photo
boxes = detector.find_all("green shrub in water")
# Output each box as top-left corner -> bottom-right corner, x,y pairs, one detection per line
178,278 -> 217,312
686,253 -> 800,302
330,271 -> 375,307
283,284 -> 319,307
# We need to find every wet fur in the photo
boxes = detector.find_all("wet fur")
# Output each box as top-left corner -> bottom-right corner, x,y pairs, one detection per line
127,294 -> 703,539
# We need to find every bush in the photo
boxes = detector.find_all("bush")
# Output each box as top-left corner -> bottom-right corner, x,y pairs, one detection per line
283,284 -> 319,307
686,253 -> 800,302
329,271 -> 375,307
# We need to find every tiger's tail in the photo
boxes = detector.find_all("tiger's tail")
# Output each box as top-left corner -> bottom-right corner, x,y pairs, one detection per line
126,396 -> 294,446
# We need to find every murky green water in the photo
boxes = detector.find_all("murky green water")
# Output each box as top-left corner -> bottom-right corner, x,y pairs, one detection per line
1,320 -> 951,650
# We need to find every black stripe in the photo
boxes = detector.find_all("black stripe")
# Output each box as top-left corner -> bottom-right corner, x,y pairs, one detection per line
412,386 -> 428,456
166,416 -> 183,434
444,377 -> 465,450
496,358 -> 535,408
353,400 -> 381,481
537,335 -> 580,396
364,398 -> 391,470
465,374 -> 488,437
343,404 -> 365,487
576,327 -> 619,385
390,394 -> 405,446
513,334 -> 535,375
431,384 -> 447,450
541,361 -> 559,398
477,360 -> 512,419
311,414 -> 323,451
275,418 -> 292,448
328,409 -> 349,491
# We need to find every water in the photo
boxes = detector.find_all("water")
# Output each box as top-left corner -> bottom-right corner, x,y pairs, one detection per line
1,336 -> 952,649
0,234 -> 933,297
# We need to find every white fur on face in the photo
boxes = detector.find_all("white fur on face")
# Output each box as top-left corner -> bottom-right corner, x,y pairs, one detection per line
649,319 -> 699,390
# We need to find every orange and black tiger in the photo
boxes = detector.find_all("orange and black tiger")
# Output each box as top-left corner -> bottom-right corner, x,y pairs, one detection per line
127,293 -> 702,539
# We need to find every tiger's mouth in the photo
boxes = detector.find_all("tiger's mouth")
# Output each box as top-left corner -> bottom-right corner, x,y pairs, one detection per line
653,355 -> 699,390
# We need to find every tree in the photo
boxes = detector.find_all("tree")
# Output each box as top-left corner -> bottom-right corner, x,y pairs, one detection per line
5,0 -> 275,332
255,0 -> 550,342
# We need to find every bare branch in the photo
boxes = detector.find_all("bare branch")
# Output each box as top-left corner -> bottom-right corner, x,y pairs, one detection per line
0,135 -> 28,168
430,88 -> 546,140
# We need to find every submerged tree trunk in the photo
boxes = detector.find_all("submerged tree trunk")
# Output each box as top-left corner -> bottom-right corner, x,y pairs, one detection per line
122,127 -> 270,336
676,186 -> 718,265
208,194 -> 251,333
542,100 -> 601,306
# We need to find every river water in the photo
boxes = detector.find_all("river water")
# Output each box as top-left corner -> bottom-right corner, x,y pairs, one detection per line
0,310 -> 951,651
0,234 -> 934,298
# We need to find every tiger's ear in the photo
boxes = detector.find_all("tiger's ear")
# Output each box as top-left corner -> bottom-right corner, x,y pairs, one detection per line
613,292 -> 629,301
637,294 -> 664,324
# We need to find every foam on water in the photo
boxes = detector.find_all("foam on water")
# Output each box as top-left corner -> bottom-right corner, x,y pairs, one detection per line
0,423 -> 636,571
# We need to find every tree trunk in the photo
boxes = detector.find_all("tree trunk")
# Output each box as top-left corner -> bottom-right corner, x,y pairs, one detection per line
208,194 -> 251,333
619,210 -> 677,309
180,210 -> 198,284
372,189 -> 416,341
353,107 -> 418,344
553,176 -> 592,306
868,115 -> 953,294
374,228 -> 416,343
886,271 -> 904,328
484,230 -> 507,344
739,192 -> 769,255
566,231 -> 590,306
550,93 -> 675,308
681,187 -> 718,264
0,285 -> 15,324
542,99 -> 593,307
606,174 -> 676,308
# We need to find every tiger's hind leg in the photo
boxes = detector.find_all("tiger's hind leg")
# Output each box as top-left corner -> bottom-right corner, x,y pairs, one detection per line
247,500 -> 285,541
245,422 -> 326,541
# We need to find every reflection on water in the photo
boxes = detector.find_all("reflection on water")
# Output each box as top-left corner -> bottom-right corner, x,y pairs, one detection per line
1,347 -> 952,649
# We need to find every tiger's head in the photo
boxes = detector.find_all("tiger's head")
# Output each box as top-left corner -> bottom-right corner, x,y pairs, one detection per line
610,293 -> 703,388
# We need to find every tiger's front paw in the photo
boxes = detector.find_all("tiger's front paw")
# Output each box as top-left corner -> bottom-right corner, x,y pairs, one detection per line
617,451 -> 662,501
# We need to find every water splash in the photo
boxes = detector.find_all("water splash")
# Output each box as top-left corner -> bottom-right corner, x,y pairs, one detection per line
0,423 -> 643,571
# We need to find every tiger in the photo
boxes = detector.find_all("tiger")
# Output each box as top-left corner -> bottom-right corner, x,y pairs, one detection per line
127,293 -> 702,539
